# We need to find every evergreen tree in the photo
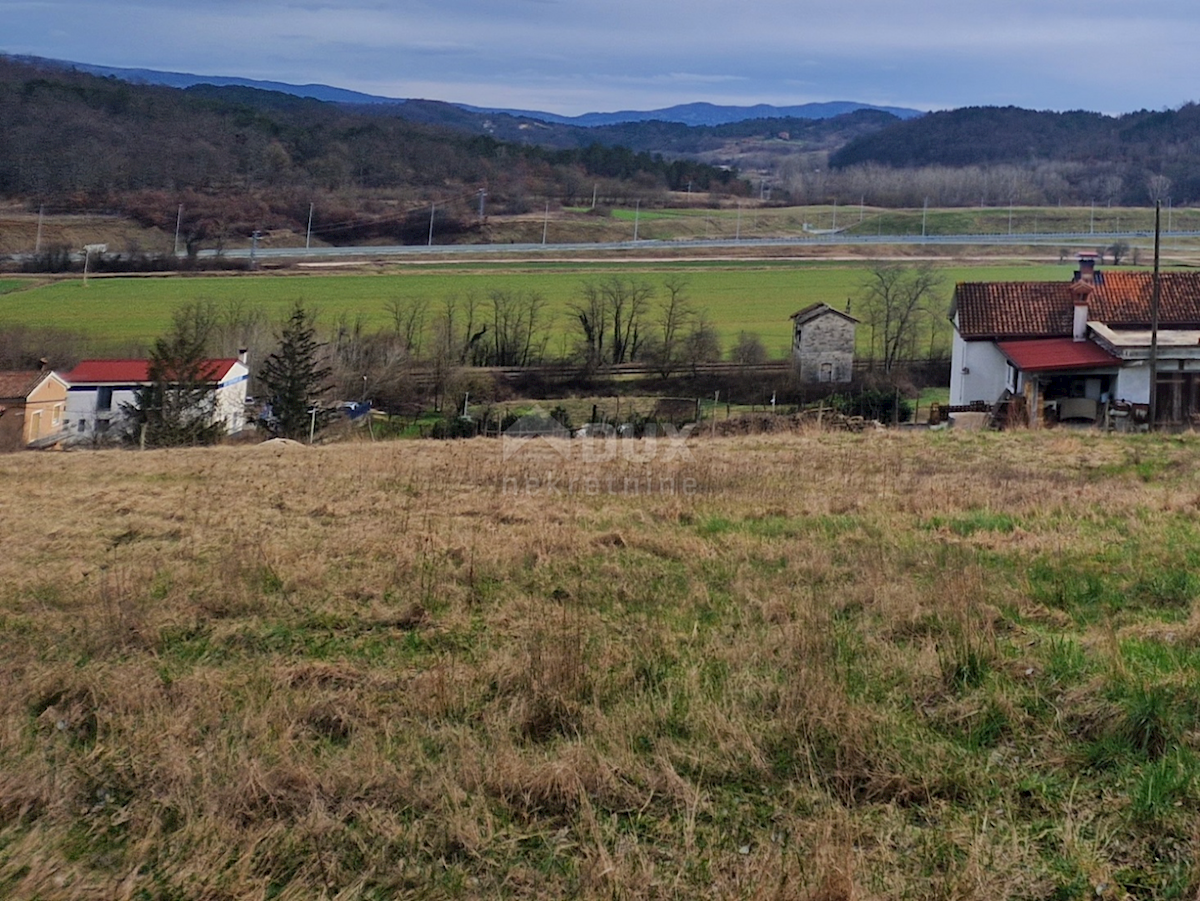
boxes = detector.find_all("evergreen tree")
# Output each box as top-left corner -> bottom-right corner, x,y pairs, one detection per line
258,303 -> 333,440
123,302 -> 224,447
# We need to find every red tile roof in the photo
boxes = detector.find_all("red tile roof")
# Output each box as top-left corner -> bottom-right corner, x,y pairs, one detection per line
997,338 -> 1120,372
65,359 -> 239,384
0,370 -> 50,400
954,271 -> 1200,339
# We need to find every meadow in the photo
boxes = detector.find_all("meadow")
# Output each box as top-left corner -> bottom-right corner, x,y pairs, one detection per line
0,261 -> 1069,356
3,428 -> 1200,899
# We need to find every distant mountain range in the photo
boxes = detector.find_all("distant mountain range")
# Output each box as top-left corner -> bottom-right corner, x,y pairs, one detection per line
7,54 -> 924,128
453,100 -> 924,128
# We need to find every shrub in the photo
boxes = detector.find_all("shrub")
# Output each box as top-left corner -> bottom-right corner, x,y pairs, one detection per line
827,388 -> 913,423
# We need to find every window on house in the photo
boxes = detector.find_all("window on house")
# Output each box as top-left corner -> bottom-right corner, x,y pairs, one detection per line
1005,362 -> 1018,394
819,362 -> 833,382
97,387 -> 113,411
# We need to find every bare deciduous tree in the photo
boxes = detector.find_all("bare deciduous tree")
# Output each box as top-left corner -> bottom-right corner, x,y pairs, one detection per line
648,277 -> 696,377
682,312 -> 722,375
569,276 -> 654,367
385,296 -> 429,358
730,331 -> 768,367
487,289 -> 551,367
858,263 -> 945,372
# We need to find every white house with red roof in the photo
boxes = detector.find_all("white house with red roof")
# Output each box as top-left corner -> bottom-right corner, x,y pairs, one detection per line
63,354 -> 249,440
950,257 -> 1200,425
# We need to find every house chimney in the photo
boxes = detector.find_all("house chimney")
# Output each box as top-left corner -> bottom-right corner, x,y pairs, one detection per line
1076,253 -> 1098,284
238,348 -> 248,366
1073,299 -> 1089,342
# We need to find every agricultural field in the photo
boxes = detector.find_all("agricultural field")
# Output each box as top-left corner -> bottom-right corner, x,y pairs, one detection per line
0,260 -> 1070,356
6,203 -> 1198,257
3,429 -> 1200,899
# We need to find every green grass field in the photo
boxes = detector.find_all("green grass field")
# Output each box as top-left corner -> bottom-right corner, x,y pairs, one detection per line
6,431 -> 1200,898
0,261 -> 1070,356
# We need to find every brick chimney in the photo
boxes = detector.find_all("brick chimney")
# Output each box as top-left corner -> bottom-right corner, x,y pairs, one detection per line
1075,253 -> 1098,284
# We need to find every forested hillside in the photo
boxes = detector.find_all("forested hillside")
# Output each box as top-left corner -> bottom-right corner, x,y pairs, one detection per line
0,57 -> 742,248
828,105 -> 1200,205
9,49 -> 1200,248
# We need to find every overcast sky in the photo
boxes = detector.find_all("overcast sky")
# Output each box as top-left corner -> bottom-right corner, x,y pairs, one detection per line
4,0 -> 1196,115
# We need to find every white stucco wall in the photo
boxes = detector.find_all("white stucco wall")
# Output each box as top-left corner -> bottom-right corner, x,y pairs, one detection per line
66,386 -> 141,438
1115,366 -> 1151,405
950,336 -> 1010,405
214,362 -> 250,432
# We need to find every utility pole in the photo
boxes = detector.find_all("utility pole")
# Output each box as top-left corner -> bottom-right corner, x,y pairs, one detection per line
81,244 -> 105,286
306,202 -> 314,252
35,204 -> 44,255
1148,201 -> 1162,430
922,197 -> 928,238
250,230 -> 261,270
174,203 -> 184,256
477,188 -> 487,221
633,200 -> 640,241
542,202 -> 549,245
428,202 -> 436,247
736,202 -> 742,241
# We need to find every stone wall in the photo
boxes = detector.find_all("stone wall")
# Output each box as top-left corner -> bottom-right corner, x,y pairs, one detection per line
793,314 -> 855,383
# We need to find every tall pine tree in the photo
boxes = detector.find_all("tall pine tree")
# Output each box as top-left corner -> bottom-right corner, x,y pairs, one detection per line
258,303 -> 332,441
123,302 -> 224,447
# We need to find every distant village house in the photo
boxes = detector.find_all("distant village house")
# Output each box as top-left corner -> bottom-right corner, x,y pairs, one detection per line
790,302 -> 857,383
63,354 -> 250,441
950,256 -> 1200,426
0,367 -> 70,451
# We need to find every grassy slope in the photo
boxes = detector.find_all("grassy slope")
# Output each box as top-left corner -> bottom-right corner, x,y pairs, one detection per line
2,430 -> 1200,899
0,262 -> 1068,355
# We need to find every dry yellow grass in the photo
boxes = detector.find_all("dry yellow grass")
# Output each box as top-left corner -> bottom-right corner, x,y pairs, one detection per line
2,429 -> 1200,899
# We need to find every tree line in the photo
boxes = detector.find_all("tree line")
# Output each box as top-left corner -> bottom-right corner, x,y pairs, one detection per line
815,104 -> 1200,207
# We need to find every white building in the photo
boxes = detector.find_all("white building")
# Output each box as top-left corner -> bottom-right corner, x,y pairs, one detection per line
64,354 -> 250,440
950,257 -> 1200,426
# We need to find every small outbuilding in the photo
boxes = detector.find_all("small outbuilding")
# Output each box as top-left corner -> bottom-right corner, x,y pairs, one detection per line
790,303 -> 858,383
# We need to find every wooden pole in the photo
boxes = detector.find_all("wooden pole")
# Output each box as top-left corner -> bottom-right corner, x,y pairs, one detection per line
1149,201 -> 1162,430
